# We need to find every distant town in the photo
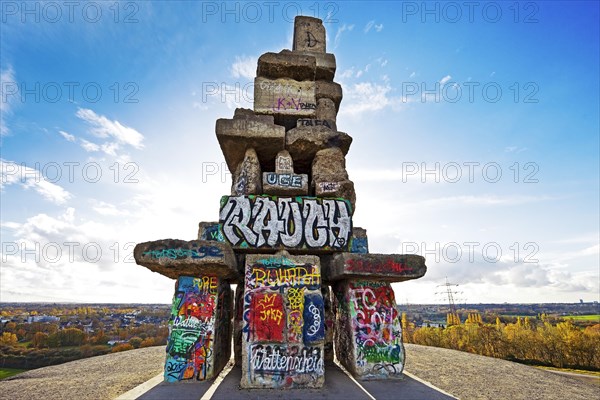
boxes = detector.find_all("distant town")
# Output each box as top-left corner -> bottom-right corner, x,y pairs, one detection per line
398,301 -> 600,328
0,302 -> 598,374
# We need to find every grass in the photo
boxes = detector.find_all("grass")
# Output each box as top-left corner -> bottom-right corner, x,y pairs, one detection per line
0,368 -> 27,380
564,314 -> 600,322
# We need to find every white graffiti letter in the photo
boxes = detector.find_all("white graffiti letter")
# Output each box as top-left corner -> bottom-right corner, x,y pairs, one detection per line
220,196 -> 258,245
278,198 -> 303,247
303,199 -> 327,248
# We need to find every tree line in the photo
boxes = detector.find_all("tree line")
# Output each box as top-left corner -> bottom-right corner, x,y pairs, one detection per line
0,323 -> 168,370
402,313 -> 600,371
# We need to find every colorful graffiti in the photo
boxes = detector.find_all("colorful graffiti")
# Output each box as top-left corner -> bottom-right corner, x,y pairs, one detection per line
164,275 -> 219,382
200,223 -> 224,242
272,97 -> 317,112
250,345 -> 324,375
264,172 -> 304,188
242,254 -> 325,388
346,258 -> 412,274
287,287 -> 305,343
350,237 -> 369,254
142,246 -> 223,260
303,294 -> 325,344
250,291 -> 285,342
219,195 -> 352,250
246,264 -> 321,290
333,280 -> 404,379
347,281 -> 404,377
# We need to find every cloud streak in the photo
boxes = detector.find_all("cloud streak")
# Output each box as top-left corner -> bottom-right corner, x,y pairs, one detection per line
0,159 -> 72,205
231,56 -> 257,80
76,108 -> 144,154
0,66 -> 17,136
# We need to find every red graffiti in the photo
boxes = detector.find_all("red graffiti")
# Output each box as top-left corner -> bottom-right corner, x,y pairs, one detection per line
349,283 -> 399,346
250,292 -> 285,342
346,258 -> 412,274
179,292 -> 216,320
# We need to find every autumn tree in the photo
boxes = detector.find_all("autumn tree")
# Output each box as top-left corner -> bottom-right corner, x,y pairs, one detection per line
0,332 -> 18,346
32,332 -> 49,348
129,337 -> 143,349
140,338 -> 155,348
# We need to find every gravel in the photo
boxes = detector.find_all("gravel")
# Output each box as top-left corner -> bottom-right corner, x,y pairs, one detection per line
0,346 -> 165,400
404,343 -> 599,400
1,344 -> 597,400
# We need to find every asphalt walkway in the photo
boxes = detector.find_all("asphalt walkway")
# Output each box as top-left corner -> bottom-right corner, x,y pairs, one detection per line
137,363 -> 455,400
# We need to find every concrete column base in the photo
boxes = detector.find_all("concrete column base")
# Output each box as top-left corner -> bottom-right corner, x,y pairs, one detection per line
333,280 -> 404,380
164,275 -> 232,382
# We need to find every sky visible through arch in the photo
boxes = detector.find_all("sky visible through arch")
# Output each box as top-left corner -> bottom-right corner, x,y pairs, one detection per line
0,1 -> 598,304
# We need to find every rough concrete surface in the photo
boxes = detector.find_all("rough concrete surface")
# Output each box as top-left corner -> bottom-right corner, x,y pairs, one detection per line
0,346 -> 164,400
403,344 -> 599,400
1,345 -> 598,400
133,239 -> 238,280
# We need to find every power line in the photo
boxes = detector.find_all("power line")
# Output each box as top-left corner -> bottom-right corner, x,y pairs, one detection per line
435,277 -> 462,314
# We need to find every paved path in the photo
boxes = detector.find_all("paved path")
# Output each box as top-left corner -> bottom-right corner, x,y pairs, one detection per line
136,363 -> 455,400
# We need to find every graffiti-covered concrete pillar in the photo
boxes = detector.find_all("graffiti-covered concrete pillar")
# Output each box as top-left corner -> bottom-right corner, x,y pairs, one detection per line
134,239 -> 238,382
165,275 -> 232,381
241,251 -> 325,388
333,280 -> 403,379
326,253 -> 427,380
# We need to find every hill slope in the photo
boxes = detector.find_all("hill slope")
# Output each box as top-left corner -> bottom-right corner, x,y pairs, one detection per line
0,344 -> 597,400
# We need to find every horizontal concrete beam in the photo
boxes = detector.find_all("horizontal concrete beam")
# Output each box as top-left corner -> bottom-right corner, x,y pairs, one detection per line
324,253 -> 427,282
134,239 -> 238,280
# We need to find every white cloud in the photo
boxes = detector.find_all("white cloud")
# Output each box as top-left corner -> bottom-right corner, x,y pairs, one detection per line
0,159 -> 71,204
334,24 -> 354,48
0,208 -> 172,303
341,82 -> 393,115
59,130 -> 75,142
339,68 -> 355,79
420,194 -> 555,207
409,71 -> 416,78
439,75 -> 452,86
80,139 -> 100,152
231,55 -> 257,80
364,21 -> 383,33
0,66 -> 17,136
504,146 -> 527,153
101,142 -> 119,156
207,84 -> 253,110
338,79 -> 414,117
91,200 -> 129,216
76,108 -> 144,150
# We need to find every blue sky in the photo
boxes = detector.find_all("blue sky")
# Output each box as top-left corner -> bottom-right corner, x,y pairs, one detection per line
1,1 -> 598,304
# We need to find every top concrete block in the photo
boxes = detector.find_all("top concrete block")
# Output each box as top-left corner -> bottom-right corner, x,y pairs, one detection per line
293,16 -> 326,53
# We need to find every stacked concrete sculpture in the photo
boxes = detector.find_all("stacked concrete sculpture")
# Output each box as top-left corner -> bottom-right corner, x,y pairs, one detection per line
134,16 -> 426,388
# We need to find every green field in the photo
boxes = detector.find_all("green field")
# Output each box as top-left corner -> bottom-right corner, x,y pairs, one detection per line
565,315 -> 600,322
0,368 -> 27,380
